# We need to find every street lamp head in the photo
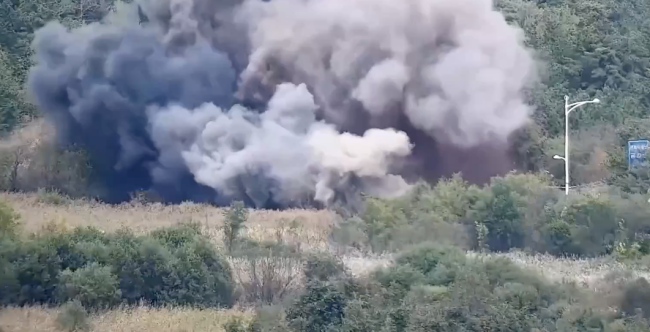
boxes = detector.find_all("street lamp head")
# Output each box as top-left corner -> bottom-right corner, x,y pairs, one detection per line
553,155 -> 563,160
564,95 -> 569,101
592,98 -> 600,103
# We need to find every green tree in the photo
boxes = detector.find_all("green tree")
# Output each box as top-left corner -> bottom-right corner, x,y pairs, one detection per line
222,201 -> 248,254
56,262 -> 122,308
0,48 -> 33,132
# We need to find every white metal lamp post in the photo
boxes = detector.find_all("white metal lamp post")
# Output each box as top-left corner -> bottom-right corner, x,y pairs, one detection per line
552,95 -> 600,196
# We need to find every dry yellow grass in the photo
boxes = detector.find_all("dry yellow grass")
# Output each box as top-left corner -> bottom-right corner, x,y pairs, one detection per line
0,305 -> 251,332
479,251 -> 650,289
4,191 -> 648,284
1,192 -> 334,251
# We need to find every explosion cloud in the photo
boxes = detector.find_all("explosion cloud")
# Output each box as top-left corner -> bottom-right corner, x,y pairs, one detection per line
27,0 -> 537,208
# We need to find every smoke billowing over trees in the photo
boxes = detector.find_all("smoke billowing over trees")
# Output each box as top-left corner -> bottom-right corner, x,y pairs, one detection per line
25,0 -> 536,207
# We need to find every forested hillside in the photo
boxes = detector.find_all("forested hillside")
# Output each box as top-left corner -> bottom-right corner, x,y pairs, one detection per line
0,0 -> 115,129
498,0 -> 650,188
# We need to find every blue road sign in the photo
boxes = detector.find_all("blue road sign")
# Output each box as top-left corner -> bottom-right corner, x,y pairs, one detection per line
628,139 -> 650,169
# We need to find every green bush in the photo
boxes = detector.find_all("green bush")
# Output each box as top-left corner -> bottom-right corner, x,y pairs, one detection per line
165,238 -> 235,307
470,174 -> 542,252
395,244 -> 465,276
540,219 -> 574,256
286,281 -> 347,332
106,228 -> 235,307
328,216 -> 369,253
610,192 -> 650,245
304,253 -> 347,282
54,227 -> 112,271
0,200 -> 20,237
373,264 -> 426,298
0,262 -> 18,305
150,221 -> 203,249
0,223 -> 235,308
338,285 -> 396,332
620,278 -> 650,319
331,173 -> 587,256
223,201 -> 248,253
107,234 -> 176,305
223,316 -> 249,332
478,256 -> 569,305
330,252 -> 641,332
244,231 -> 650,332
0,235 -> 19,304
356,197 -> 410,252
330,177 -> 476,253
56,262 -> 121,308
561,193 -> 618,257
56,300 -> 90,332
330,171 -> 648,259
520,188 -> 650,258
10,236 -> 65,304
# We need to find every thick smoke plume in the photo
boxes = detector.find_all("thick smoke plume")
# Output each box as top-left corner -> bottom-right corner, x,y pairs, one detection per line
26,0 -> 537,208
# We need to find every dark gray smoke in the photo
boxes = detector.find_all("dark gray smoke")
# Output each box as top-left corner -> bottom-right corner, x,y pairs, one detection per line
27,0 -> 537,208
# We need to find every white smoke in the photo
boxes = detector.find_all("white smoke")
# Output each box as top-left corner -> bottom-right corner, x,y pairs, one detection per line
148,83 -> 412,206
237,0 -> 536,147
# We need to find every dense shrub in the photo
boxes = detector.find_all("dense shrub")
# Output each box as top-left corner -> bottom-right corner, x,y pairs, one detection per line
290,251 -> 648,332
108,234 -> 175,305
373,264 -> 426,298
0,239 -> 19,304
149,222 -> 203,249
472,181 -> 528,251
223,201 -> 248,254
285,281 -> 347,332
279,253 -> 364,332
330,176 -> 478,253
539,219 -> 574,256
395,244 -> 466,276
252,251 -> 650,332
0,224 -> 235,309
56,300 -> 90,332
304,253 -> 347,282
106,230 -> 236,307
0,200 -> 19,237
166,238 -> 235,306
56,263 -> 121,308
10,235 -> 66,304
331,171 -> 650,260
469,173 -> 553,252
561,194 -> 619,256
620,278 -> 650,319
53,227 -> 113,271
